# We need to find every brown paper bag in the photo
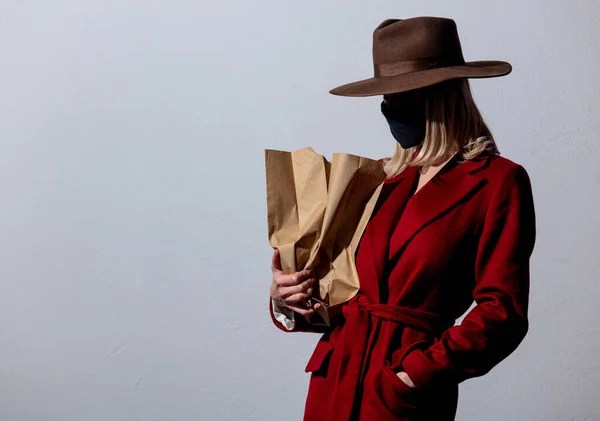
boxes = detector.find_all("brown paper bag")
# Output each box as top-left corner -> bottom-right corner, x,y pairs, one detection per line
265,146 -> 386,325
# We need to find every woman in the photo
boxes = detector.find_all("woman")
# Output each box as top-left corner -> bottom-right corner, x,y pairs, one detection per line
268,17 -> 536,421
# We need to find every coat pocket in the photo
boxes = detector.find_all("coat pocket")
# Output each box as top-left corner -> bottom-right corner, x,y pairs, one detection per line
372,360 -> 420,416
304,338 -> 335,375
382,361 -> 418,403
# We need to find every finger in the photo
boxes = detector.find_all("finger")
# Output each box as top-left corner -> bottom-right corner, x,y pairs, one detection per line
271,248 -> 282,273
284,291 -> 313,305
275,270 -> 312,287
279,278 -> 314,298
295,269 -> 313,283
282,286 -> 312,300
286,304 -> 316,317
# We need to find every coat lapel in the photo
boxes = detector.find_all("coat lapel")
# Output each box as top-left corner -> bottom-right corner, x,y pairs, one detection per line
387,155 -> 490,263
357,165 -> 419,298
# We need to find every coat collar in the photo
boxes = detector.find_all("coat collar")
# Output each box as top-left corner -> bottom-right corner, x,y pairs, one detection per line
359,154 -> 492,299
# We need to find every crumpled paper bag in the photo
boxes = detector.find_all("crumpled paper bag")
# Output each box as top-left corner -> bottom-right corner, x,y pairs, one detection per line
265,146 -> 386,325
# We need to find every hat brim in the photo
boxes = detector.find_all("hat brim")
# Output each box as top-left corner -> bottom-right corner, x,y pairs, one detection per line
329,60 -> 512,97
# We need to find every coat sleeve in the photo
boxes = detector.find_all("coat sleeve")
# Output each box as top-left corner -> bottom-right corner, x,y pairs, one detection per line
400,163 -> 536,389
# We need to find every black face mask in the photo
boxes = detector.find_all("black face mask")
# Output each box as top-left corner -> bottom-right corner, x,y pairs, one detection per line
381,100 -> 426,149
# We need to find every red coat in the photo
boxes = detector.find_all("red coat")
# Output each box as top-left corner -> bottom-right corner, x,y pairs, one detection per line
269,153 -> 536,421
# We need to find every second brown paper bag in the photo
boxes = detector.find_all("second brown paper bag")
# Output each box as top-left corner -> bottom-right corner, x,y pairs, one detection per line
265,147 -> 386,325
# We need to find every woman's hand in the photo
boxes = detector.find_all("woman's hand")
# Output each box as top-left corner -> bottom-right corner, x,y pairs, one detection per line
396,371 -> 416,388
270,248 -> 320,320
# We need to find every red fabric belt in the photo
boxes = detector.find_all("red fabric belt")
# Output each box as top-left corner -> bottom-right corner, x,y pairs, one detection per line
328,294 -> 451,420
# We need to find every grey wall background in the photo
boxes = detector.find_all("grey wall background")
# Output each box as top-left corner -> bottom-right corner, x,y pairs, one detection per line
0,1 -> 598,420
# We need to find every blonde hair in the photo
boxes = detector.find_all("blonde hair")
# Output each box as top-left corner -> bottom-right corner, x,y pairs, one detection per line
382,78 -> 499,179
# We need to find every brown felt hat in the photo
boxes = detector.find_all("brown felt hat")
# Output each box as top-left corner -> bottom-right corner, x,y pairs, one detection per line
329,16 -> 512,97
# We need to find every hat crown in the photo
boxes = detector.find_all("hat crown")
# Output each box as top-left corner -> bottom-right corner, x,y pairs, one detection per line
372,17 -> 465,73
